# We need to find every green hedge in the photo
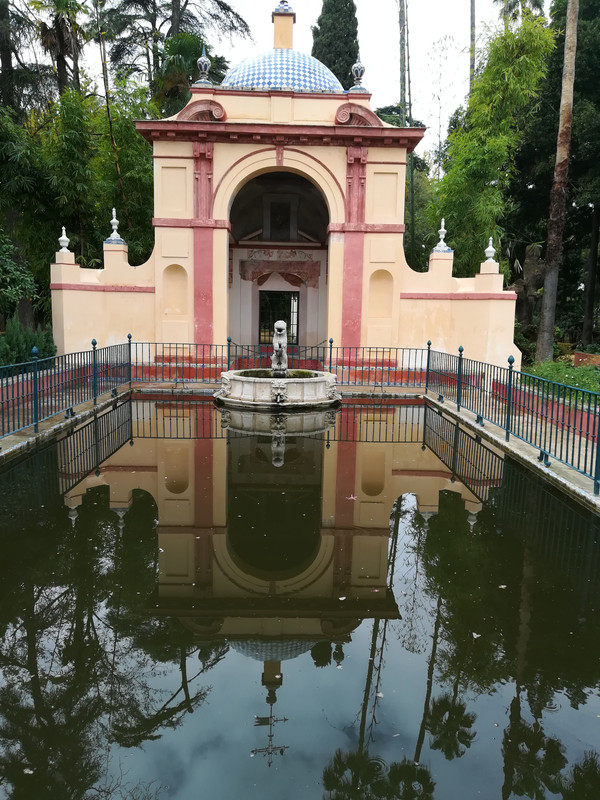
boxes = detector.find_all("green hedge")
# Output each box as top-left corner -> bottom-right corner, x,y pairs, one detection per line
0,316 -> 56,366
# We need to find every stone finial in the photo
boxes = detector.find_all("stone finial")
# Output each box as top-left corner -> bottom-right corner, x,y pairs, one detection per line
485,236 -> 496,262
58,226 -> 70,252
105,208 -> 125,244
349,53 -> 367,93
195,44 -> 212,86
432,218 -> 452,253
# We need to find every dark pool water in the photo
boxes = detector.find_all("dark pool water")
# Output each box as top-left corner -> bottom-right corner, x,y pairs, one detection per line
0,398 -> 599,799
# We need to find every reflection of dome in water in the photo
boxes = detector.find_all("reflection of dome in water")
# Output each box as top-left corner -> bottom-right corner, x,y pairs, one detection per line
230,639 -> 315,662
221,50 -> 344,94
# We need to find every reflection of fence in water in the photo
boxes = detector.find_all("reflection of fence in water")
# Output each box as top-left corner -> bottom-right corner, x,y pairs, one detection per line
423,402 -> 505,504
0,398 -> 132,522
129,400 -> 426,444
56,398 -> 133,495
497,459 -> 600,607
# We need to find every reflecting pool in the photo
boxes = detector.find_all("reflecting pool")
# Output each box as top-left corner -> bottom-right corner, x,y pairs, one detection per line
0,398 -> 599,799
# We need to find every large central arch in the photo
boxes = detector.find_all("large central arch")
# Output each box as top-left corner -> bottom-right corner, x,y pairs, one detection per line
211,149 -> 346,345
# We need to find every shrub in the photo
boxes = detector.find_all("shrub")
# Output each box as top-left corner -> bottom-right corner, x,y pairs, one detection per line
0,315 -> 56,366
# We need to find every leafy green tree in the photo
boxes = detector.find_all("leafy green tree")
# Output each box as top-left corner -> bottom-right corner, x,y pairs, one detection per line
0,229 -> 35,320
99,0 -> 248,94
504,0 -> 600,346
311,0 -> 359,90
432,14 -> 554,276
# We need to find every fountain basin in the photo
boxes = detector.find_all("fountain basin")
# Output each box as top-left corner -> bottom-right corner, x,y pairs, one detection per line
214,369 -> 341,411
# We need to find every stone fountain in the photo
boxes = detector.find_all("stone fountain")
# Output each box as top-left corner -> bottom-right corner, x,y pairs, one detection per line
214,321 -> 341,411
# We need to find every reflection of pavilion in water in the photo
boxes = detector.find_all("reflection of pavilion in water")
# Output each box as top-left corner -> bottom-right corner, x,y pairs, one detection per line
31,397 -> 598,763
57,399 -> 493,762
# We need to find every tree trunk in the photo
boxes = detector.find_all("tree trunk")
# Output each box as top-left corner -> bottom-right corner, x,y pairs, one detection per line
470,0 -> 475,93
397,0 -> 406,125
170,0 -> 181,37
535,0 -> 579,362
0,0 -> 14,108
581,204 -> 599,345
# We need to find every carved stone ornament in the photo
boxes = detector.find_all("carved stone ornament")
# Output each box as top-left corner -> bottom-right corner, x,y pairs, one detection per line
271,380 -> 288,402
327,376 -> 338,399
221,375 -> 232,397
335,103 -> 382,127
177,100 -> 227,122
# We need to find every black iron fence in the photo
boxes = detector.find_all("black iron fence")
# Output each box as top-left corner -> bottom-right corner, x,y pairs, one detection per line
3,336 -> 600,495
0,338 -> 131,439
426,343 -> 600,494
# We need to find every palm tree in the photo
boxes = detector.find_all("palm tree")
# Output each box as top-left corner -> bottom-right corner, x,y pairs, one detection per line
32,0 -> 86,94
427,691 -> 476,760
493,0 -> 545,26
536,0 -> 579,361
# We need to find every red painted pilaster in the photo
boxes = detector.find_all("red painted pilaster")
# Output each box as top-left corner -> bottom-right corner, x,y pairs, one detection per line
341,231 -> 364,346
341,146 -> 367,347
194,226 -> 213,343
193,142 -> 215,343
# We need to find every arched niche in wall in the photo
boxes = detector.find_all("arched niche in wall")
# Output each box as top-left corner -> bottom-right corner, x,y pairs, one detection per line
163,443 -> 189,495
361,447 -> 386,497
163,264 -> 188,315
368,269 -> 394,318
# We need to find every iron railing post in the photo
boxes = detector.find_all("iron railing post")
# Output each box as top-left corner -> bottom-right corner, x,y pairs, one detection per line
595,377 -> 600,495
32,346 -> 39,433
227,336 -> 231,371
92,339 -> 98,405
329,337 -> 333,373
456,345 -> 464,411
505,355 -> 514,442
127,333 -> 132,390
425,340 -> 432,392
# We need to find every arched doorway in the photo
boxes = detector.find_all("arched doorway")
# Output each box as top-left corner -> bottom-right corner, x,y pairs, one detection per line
228,172 -> 330,346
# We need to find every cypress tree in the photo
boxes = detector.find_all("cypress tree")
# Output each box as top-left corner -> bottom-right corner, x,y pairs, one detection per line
311,0 -> 359,90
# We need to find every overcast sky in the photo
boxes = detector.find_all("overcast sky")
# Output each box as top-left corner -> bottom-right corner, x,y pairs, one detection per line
216,0 -> 550,155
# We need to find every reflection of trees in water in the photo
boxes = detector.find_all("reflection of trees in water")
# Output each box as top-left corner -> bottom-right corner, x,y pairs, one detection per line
322,499 -> 436,800
0,486 -> 224,798
560,751 -> 600,798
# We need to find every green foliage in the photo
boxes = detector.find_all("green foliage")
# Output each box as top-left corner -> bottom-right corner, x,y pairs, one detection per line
0,315 -> 56,365
0,87 -> 156,317
514,319 -> 537,365
523,360 -> 600,393
0,229 -> 36,316
504,0 -> 600,342
155,35 -> 228,117
311,0 -> 359,90
432,14 -> 554,276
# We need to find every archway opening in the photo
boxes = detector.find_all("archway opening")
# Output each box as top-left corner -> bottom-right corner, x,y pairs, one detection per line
228,171 -> 330,346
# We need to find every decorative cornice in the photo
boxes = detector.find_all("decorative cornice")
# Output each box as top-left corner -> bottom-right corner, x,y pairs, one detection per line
136,119 -> 425,153
328,223 -> 406,233
399,292 -> 517,301
50,283 -> 155,293
153,218 -> 231,229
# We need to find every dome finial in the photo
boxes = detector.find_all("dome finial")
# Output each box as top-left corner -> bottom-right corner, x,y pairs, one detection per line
349,53 -> 367,93
195,43 -> 212,86
272,2 -> 295,49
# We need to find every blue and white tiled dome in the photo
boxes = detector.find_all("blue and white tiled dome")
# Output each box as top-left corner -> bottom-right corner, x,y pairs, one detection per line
221,49 -> 344,94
